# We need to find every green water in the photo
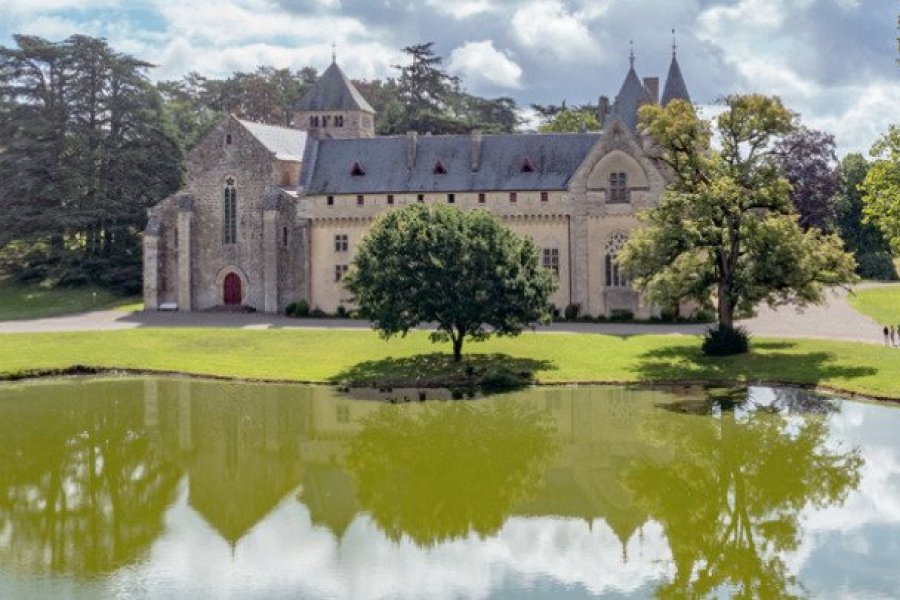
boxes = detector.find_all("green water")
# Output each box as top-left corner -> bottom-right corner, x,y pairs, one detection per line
0,378 -> 897,599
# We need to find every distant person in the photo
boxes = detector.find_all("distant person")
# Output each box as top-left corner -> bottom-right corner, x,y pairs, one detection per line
885,326 -> 890,346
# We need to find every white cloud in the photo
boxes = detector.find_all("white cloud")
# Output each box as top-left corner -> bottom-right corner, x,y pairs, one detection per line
1,0 -> 121,14
449,40 -> 523,89
511,0 -> 600,61
425,0 -> 494,19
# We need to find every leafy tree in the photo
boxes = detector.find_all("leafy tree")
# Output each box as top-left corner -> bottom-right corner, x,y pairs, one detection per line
774,127 -> 840,231
0,34 -> 183,292
619,96 -> 857,337
344,204 -> 557,361
861,125 -> 900,253
538,108 -> 600,133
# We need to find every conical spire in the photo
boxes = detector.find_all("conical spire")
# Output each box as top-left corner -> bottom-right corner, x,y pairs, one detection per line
661,32 -> 691,105
298,61 -> 375,114
611,44 -> 651,131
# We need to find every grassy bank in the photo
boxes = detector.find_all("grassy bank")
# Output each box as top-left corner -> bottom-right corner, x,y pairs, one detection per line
849,285 -> 900,325
0,276 -> 139,321
2,328 -> 900,400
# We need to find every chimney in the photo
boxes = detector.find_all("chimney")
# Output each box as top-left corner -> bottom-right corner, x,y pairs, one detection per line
643,77 -> 660,104
406,131 -> 418,170
470,129 -> 483,172
598,96 -> 610,126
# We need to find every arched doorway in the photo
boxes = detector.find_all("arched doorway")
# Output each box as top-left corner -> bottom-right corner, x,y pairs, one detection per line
223,272 -> 242,306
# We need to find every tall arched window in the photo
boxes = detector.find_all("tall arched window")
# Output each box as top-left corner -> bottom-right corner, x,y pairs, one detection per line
604,231 -> 629,287
223,178 -> 237,245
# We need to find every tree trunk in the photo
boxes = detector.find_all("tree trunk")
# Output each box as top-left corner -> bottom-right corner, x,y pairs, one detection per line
452,336 -> 463,362
717,279 -> 734,329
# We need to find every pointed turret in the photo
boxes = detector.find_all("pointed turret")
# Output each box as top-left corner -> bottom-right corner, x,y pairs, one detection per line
661,45 -> 691,106
611,44 -> 652,132
297,59 -> 375,139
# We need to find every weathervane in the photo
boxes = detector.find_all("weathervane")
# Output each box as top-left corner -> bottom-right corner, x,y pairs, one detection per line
629,38 -> 635,68
672,28 -> 677,57
331,42 -> 337,64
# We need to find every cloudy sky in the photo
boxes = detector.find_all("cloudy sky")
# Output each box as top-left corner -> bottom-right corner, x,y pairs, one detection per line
0,0 -> 897,154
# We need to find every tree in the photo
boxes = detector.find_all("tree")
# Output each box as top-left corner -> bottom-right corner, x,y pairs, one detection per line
619,96 -> 857,339
0,34 -> 183,292
344,204 -> 557,361
538,108 -> 600,133
774,127 -> 840,231
861,125 -> 900,253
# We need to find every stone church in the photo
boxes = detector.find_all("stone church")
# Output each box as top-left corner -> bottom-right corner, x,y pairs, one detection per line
143,49 -> 691,318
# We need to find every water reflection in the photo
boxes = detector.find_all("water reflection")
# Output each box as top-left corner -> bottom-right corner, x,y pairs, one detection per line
0,378 -> 891,599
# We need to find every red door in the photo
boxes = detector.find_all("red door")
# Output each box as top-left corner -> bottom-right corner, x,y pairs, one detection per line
223,273 -> 242,306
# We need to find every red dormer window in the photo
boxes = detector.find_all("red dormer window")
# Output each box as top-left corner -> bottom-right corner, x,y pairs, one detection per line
433,160 -> 448,175
351,161 -> 366,177
521,157 -> 535,173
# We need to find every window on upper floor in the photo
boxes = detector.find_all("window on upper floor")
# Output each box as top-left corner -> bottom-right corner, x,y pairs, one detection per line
387,194 -> 395,205
223,178 -> 237,245
417,194 -> 425,203
542,248 -> 560,276
447,193 -> 455,204
336,115 -> 344,127
335,234 -> 349,252
334,264 -> 349,282
478,193 -> 486,204
327,195 -> 335,206
282,226 -> 289,247
311,115 -> 320,128
608,172 -> 629,203
225,134 -> 233,145
541,191 -> 549,203
509,192 -> 517,203
357,195 -> 364,206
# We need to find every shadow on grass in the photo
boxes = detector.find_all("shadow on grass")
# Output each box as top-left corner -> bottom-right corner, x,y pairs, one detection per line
330,353 -> 557,395
633,340 -> 878,388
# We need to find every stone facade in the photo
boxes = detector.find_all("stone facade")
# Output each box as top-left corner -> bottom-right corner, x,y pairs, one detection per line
144,53 -> 691,318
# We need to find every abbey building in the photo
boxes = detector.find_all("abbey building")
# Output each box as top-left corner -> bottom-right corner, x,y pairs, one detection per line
143,51 -> 691,317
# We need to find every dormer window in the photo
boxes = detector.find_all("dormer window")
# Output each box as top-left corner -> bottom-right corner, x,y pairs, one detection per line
351,161 -> 366,177
521,157 -> 535,173
433,160 -> 447,175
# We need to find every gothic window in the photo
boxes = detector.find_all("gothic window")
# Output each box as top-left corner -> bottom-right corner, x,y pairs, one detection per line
223,178 -> 237,245
542,248 -> 560,275
335,234 -> 349,252
334,264 -> 349,282
608,172 -> 629,203
604,231 -> 629,287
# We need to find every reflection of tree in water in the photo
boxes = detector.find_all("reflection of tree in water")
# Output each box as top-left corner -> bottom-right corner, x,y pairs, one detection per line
346,399 -> 559,547
631,388 -> 862,598
0,385 -> 181,576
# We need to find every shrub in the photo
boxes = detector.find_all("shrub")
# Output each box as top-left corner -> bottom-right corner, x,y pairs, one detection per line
856,252 -> 898,281
693,308 -> 716,323
702,324 -> 750,356
609,309 -> 634,322
285,300 -> 310,318
564,303 -> 581,320
480,367 -> 532,394
309,307 -> 326,318
336,304 -> 348,318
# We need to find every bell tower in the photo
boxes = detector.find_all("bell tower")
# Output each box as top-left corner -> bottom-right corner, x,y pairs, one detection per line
296,54 -> 375,139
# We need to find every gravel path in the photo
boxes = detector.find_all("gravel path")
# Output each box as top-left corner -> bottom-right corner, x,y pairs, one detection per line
0,284 -> 895,345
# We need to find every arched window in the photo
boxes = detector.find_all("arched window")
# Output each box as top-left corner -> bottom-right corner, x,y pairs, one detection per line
604,232 -> 629,287
608,172 -> 629,203
223,178 -> 237,245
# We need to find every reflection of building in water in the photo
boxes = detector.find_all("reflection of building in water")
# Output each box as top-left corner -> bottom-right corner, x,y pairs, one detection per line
144,381 -> 679,555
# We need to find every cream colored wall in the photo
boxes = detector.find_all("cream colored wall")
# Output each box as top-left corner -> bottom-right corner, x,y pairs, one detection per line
303,191 -> 572,313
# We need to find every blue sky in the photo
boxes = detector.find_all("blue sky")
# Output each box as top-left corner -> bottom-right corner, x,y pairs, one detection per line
1,0 -> 897,155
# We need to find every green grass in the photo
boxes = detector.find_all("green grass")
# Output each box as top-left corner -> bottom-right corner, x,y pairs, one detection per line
0,275 -> 139,321
2,328 -> 900,400
848,285 -> 900,325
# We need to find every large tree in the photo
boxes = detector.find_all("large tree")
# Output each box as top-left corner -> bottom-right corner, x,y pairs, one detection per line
619,96 -> 857,336
774,127 -> 840,231
0,34 -> 183,292
344,204 -> 557,361
861,125 -> 900,253
538,108 -> 601,133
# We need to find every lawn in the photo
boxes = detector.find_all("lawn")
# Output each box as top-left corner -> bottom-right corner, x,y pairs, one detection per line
0,275 -> 140,321
2,328 -> 900,401
848,284 -> 900,325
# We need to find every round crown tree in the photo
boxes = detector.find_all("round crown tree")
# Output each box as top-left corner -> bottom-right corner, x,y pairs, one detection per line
344,204 -> 557,361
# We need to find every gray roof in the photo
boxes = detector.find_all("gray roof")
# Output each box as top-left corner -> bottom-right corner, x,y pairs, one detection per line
612,66 -> 652,131
237,119 -> 307,161
298,62 -> 375,114
661,54 -> 691,105
303,133 -> 602,195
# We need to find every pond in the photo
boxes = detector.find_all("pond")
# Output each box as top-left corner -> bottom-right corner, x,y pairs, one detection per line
0,378 -> 898,599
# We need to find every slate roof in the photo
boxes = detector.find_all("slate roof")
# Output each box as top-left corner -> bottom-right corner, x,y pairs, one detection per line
298,62 -> 375,114
303,133 -> 602,195
661,54 -> 691,105
611,65 -> 652,132
237,119 -> 307,161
